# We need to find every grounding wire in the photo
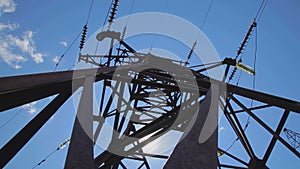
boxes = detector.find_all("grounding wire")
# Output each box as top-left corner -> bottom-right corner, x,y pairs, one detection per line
0,107 -> 26,129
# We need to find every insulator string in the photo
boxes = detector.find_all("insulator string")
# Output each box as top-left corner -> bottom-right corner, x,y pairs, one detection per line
108,0 -> 120,29
120,0 -> 136,40
187,0 -> 214,66
227,0 -> 268,82
79,24 -> 88,51
53,0 -> 95,71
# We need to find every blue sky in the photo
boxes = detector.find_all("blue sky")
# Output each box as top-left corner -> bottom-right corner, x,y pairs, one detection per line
0,0 -> 299,168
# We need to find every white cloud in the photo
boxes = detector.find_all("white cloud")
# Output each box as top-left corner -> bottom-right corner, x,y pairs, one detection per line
22,101 -> 38,114
60,41 -> 67,47
219,126 -> 225,132
52,56 -> 60,63
6,31 -> 45,63
0,30 -> 46,68
0,38 -> 27,68
13,64 -> 21,69
0,0 -> 46,69
28,107 -> 37,114
0,0 -> 16,15
0,22 -> 19,31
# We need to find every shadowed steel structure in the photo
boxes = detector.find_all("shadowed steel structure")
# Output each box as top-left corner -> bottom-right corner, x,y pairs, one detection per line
0,37 -> 300,169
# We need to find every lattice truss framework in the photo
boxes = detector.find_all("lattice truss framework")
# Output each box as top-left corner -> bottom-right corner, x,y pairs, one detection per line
0,34 -> 299,169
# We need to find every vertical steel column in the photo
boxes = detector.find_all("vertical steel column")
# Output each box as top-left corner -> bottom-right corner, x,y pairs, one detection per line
164,85 -> 218,169
65,76 -> 95,169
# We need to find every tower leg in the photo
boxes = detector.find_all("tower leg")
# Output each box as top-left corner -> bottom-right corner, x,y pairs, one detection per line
65,76 -> 95,169
164,85 -> 218,169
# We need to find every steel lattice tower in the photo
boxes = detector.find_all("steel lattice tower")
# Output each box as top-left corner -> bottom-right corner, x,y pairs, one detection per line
1,1 -> 300,168
0,31 -> 299,168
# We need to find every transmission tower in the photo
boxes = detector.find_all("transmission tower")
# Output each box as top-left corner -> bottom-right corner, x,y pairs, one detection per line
283,128 -> 300,150
0,1 -> 299,169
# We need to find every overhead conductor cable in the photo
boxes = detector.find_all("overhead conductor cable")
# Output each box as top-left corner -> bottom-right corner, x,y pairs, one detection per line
32,138 -> 70,169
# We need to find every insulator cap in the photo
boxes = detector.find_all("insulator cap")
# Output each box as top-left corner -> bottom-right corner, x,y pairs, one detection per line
79,24 -> 88,50
108,0 -> 120,24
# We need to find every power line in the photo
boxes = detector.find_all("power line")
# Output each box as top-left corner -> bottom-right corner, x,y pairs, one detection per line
186,0 -> 215,65
256,0 -> 269,22
93,0 -> 118,58
200,0 -> 214,30
243,21 -> 259,139
86,0 -> 95,25
53,30 -> 82,72
121,0 -> 136,40
222,2 -> 263,153
0,107 -> 26,129
53,0 -> 95,71
228,19 -> 257,83
101,0 -> 114,29
250,25 -> 258,107
149,0 -> 169,52
79,0 -> 96,52
227,0 -> 268,83
222,27 -> 258,156
31,138 -> 70,169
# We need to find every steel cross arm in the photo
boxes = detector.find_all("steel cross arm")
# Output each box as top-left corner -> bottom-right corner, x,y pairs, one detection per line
0,67 -> 117,112
227,84 -> 300,113
79,54 -> 143,59
193,75 -> 300,114
0,67 -> 116,94
1,65 -> 298,114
